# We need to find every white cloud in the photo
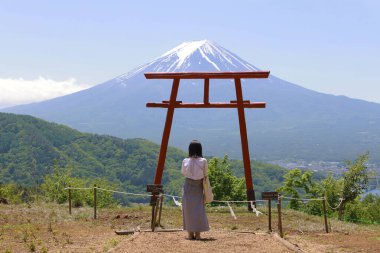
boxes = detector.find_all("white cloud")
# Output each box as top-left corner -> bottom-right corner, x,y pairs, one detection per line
0,77 -> 94,108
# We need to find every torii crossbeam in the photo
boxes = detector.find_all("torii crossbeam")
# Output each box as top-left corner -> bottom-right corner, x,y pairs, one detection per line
145,71 -> 270,207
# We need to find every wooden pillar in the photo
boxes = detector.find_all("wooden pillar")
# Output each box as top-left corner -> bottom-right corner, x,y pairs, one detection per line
151,194 -> 162,232
154,78 -> 180,184
68,185 -> 72,215
268,199 -> 272,232
157,194 -> 164,228
93,184 -> 97,219
277,194 -> 283,238
204,78 -> 210,104
323,196 -> 329,233
234,78 -> 255,207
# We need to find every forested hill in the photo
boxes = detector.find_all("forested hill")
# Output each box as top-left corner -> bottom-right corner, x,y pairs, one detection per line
0,112 -> 288,195
0,112 -> 187,192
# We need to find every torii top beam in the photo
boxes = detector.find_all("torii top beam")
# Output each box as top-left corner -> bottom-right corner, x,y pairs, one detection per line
145,71 -> 270,79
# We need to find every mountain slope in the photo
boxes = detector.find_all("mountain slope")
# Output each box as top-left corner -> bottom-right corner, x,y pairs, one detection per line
0,112 -> 186,193
4,40 -> 380,162
0,112 -> 288,195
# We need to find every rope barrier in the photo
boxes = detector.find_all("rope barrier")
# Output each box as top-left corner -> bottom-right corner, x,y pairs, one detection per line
212,199 -> 268,203
281,196 -> 324,201
95,187 -> 153,197
227,201 -> 237,220
171,196 -> 182,210
280,194 -> 344,211
250,201 -> 263,216
163,193 -> 181,199
64,187 -> 92,190
65,187 -> 272,205
64,187 -> 153,197
66,187 -> 334,212
325,197 -> 344,210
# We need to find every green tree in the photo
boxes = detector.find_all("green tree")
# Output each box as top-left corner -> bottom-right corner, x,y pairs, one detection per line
338,153 -> 370,220
208,156 -> 246,202
319,173 -> 343,215
277,168 -> 319,209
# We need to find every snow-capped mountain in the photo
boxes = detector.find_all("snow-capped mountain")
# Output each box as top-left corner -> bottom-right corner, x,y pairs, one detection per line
4,40 -> 380,162
122,40 -> 258,77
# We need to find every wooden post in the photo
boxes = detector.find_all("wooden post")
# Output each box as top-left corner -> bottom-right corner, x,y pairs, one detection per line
152,195 -> 161,232
277,194 -> 283,238
157,194 -> 164,227
150,196 -> 156,231
147,184 -> 163,232
204,78 -> 210,104
323,196 -> 329,233
68,185 -> 72,215
93,184 -> 97,219
268,199 -> 272,232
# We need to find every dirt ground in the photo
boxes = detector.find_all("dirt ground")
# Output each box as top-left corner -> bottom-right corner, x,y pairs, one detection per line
110,231 -> 292,253
1,203 -> 379,253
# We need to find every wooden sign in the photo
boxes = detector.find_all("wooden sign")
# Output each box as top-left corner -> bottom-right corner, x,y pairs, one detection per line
146,184 -> 163,194
262,191 -> 278,200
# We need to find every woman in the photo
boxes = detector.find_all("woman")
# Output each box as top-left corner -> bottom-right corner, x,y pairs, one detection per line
181,140 -> 210,240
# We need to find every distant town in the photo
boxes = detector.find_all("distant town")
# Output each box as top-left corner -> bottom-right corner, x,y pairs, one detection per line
268,159 -> 380,191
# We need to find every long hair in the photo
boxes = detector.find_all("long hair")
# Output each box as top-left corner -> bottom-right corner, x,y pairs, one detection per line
188,140 -> 203,158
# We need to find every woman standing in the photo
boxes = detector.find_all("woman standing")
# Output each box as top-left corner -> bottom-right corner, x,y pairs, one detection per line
181,140 -> 210,240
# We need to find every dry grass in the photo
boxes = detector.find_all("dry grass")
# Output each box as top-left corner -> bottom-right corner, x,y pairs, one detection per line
0,202 -> 379,252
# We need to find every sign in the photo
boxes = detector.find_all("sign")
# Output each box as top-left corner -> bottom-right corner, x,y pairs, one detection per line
262,191 -> 278,200
146,184 -> 163,194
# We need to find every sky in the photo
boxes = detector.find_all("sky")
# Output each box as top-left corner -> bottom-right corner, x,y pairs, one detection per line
1,0 -> 379,107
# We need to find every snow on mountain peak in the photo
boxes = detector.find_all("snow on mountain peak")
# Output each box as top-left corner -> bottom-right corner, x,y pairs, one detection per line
118,40 -> 260,81
160,40 -> 211,58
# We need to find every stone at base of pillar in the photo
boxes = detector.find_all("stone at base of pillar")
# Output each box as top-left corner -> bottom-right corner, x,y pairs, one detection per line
247,189 -> 256,211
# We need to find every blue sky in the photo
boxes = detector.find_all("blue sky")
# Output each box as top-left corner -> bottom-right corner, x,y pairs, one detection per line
1,0 -> 379,106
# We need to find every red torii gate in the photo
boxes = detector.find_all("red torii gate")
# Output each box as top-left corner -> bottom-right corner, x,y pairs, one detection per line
145,71 -> 269,208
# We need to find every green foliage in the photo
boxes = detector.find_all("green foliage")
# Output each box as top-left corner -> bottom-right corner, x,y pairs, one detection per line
0,183 -> 24,204
277,168 -> 319,209
208,156 -> 246,201
344,194 -> 380,223
342,153 -> 370,203
40,162 -> 117,207
318,174 -> 343,215
276,153 -> 378,223
229,159 -> 288,195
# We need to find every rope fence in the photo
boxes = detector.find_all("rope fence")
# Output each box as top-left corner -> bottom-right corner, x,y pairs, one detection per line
64,186 -> 344,236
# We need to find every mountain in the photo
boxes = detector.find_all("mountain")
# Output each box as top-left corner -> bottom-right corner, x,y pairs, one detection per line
3,40 -> 380,162
0,112 -> 288,194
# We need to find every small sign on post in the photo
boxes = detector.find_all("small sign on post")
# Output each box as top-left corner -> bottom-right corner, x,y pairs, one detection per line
262,192 -> 278,232
262,191 -> 278,200
147,184 -> 163,194
147,184 -> 164,231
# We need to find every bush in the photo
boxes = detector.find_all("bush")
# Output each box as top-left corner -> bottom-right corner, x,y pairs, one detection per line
0,183 -> 24,204
344,194 -> 380,224
40,163 -> 118,207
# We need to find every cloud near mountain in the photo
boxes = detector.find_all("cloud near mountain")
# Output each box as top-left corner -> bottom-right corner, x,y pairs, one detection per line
0,76 -> 92,108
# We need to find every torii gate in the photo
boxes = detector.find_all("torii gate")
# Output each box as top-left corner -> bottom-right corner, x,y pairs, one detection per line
145,71 -> 269,211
